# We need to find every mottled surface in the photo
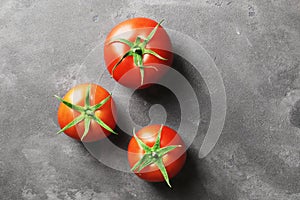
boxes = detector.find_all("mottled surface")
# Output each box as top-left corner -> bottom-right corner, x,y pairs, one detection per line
1,0 -> 300,200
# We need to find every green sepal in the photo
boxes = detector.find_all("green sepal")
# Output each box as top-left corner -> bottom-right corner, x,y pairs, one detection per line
141,19 -> 164,47
156,158 -> 171,188
90,94 -> 111,111
143,66 -> 158,71
112,51 -> 133,75
133,54 -> 145,85
143,49 -> 167,61
139,67 -> 145,86
135,36 -> 142,44
133,131 -> 151,152
131,154 -> 149,172
92,115 -> 118,135
85,85 -> 91,107
81,117 -> 91,141
54,95 -> 84,112
157,145 -> 181,157
133,53 -> 143,67
136,35 -> 146,41
153,124 -> 163,150
107,38 -> 134,48
56,114 -> 85,134
137,154 -> 157,172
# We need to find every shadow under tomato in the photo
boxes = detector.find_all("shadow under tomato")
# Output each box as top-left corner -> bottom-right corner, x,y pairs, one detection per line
148,150 -> 209,199
129,84 -> 181,129
107,125 -> 132,150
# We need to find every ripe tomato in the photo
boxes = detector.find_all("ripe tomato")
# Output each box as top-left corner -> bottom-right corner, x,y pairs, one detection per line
127,124 -> 186,187
56,83 -> 117,142
104,18 -> 173,89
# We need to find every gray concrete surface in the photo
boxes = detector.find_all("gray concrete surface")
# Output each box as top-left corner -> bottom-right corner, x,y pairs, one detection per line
1,0 -> 300,199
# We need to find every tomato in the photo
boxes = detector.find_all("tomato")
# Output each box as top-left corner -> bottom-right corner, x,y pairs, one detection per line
127,124 -> 186,187
55,83 -> 117,142
104,18 -> 173,89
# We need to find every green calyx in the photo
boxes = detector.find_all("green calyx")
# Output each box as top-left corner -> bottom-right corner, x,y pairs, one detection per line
108,20 -> 168,85
131,125 -> 181,188
55,85 -> 117,141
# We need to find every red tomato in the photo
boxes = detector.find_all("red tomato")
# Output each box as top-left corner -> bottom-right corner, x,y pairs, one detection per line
104,18 -> 173,89
127,124 -> 186,187
56,83 -> 117,142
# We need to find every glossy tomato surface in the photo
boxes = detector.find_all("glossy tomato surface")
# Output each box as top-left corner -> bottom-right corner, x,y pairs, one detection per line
104,18 -> 173,88
127,125 -> 186,182
57,84 -> 117,142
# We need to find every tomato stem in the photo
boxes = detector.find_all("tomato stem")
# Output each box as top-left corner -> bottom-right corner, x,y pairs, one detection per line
108,19 -> 167,86
131,124 -> 181,187
55,84 -> 117,141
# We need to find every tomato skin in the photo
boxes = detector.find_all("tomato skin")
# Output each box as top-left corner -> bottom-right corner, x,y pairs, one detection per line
104,18 -> 173,88
127,125 -> 186,182
57,84 -> 117,142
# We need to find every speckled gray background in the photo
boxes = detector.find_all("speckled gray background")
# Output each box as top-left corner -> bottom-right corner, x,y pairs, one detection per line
1,0 -> 300,200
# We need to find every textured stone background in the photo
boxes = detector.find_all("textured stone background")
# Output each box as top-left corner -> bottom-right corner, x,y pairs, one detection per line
1,0 -> 300,199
